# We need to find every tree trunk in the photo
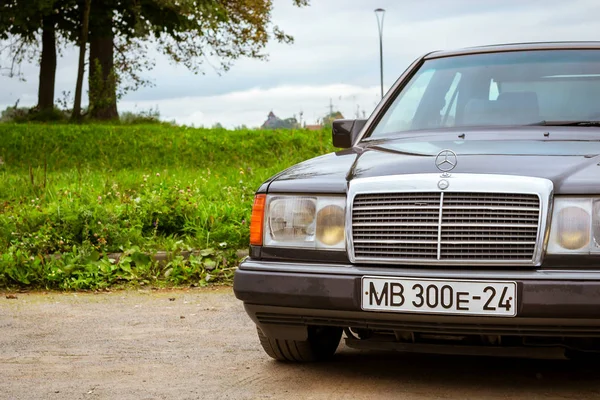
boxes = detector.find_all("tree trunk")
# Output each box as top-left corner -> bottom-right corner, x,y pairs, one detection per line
37,17 -> 56,112
88,4 -> 118,121
72,0 -> 91,122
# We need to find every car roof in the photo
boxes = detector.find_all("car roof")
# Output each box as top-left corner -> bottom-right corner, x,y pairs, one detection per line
425,41 -> 600,59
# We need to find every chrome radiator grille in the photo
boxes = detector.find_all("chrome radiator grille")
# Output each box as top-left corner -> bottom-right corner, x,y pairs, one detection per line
351,192 -> 541,263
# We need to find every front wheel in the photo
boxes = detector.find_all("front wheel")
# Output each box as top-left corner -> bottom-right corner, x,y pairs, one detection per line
257,325 -> 342,362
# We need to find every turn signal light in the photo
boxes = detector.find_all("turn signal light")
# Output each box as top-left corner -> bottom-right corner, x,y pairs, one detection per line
250,194 -> 266,246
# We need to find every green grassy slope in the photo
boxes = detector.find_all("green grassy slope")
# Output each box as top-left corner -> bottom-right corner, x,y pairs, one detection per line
0,124 -> 335,288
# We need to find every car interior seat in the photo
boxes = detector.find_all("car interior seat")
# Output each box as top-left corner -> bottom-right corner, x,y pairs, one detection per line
463,91 -> 540,126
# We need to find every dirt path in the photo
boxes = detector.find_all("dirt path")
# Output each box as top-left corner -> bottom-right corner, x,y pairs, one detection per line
1,288 -> 600,400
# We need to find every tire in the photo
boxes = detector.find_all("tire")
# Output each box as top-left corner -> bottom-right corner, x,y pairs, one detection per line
256,325 -> 342,362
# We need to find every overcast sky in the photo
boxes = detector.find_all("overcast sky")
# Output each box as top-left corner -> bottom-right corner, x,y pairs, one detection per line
2,0 -> 600,128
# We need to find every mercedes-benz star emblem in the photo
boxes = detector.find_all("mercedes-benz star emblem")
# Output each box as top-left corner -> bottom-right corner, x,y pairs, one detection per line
435,149 -> 457,173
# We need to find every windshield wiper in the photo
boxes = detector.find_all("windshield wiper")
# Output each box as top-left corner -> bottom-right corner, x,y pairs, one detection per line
529,120 -> 600,127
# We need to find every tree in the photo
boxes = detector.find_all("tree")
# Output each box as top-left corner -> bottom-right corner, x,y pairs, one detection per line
0,1 -> 56,111
0,0 -> 80,113
1,0 -> 309,120
87,0 -> 118,119
37,6 -> 56,112
322,111 -> 344,127
72,0 -> 91,121
83,0 -> 309,120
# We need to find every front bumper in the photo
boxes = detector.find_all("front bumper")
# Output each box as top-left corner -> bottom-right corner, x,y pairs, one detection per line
234,259 -> 600,340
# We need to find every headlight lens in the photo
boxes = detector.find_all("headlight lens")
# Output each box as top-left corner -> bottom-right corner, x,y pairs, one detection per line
268,197 -> 316,242
264,195 -> 345,250
556,206 -> 590,250
316,205 -> 345,246
548,198 -> 596,254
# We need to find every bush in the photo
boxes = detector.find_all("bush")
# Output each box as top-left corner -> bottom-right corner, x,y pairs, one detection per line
1,105 -> 68,123
119,107 -> 163,124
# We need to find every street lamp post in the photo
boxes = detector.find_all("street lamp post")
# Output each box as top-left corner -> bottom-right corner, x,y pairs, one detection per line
374,8 -> 385,99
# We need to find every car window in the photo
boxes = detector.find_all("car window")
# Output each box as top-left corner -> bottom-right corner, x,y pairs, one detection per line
374,69 -> 435,134
368,50 -> 600,139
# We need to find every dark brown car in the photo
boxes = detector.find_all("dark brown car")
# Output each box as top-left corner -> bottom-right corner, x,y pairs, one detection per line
235,42 -> 600,361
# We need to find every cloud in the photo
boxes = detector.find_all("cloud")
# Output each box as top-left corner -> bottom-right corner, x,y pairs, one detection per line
2,0 -> 600,126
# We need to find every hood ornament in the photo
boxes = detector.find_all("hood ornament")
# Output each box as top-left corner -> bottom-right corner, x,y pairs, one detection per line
435,149 -> 457,176
435,149 -> 457,190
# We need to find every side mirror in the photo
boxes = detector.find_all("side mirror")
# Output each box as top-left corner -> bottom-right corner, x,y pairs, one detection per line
332,119 -> 367,148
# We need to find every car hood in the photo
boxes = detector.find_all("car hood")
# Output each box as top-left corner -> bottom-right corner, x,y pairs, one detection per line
266,128 -> 600,195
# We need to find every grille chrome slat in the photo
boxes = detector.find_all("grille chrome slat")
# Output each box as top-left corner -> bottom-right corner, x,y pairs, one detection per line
353,222 -> 441,227
354,205 -> 540,211
355,241 -> 438,244
354,205 -> 442,210
354,234 -> 439,238
351,191 -> 541,263
433,223 -> 537,227
354,216 -> 440,220
355,240 -> 537,245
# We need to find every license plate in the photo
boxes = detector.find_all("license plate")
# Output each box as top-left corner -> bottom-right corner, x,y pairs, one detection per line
362,277 -> 517,317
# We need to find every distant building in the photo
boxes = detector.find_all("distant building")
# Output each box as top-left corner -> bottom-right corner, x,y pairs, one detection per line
261,111 -> 299,129
261,111 -> 280,129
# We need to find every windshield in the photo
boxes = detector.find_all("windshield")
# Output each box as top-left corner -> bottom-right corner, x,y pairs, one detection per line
369,49 -> 600,139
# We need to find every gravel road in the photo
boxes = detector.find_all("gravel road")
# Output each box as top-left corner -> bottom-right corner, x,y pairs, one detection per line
1,287 -> 600,400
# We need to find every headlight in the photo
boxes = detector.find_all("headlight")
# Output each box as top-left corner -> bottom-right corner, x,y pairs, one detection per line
547,197 -> 599,254
316,205 -> 345,246
264,195 -> 345,250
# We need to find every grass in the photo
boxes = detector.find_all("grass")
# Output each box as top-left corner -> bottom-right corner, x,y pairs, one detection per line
0,123 -> 335,289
